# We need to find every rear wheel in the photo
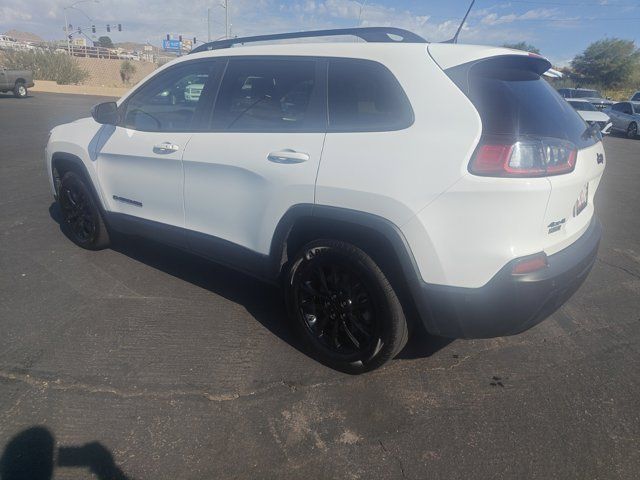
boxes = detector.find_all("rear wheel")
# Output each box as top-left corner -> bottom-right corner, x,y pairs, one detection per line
13,82 -> 27,98
58,171 -> 110,250
627,122 -> 638,139
285,239 -> 408,373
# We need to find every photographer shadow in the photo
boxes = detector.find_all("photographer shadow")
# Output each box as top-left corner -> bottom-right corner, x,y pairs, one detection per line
0,427 -> 130,480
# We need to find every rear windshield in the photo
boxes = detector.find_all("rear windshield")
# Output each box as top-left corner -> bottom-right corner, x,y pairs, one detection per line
446,57 -> 597,149
572,89 -> 602,99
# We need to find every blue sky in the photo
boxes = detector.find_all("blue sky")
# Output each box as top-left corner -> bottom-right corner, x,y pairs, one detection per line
1,0 -> 639,65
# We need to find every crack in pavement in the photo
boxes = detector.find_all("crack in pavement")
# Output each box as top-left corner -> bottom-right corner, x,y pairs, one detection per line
0,369 -> 298,403
379,440 -> 407,479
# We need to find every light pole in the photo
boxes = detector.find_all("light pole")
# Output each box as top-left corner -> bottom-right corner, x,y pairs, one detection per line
63,0 -> 99,54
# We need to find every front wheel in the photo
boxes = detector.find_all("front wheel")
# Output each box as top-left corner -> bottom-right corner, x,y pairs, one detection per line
285,240 -> 408,373
13,82 -> 27,98
627,122 -> 638,139
58,171 -> 110,250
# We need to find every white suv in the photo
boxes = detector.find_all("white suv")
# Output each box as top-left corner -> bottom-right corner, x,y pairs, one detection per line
45,28 -> 605,372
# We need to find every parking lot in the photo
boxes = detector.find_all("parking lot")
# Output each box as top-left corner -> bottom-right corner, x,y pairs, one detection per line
0,92 -> 639,479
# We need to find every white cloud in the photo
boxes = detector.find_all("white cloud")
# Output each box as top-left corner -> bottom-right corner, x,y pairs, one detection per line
0,0 -> 567,50
481,8 -> 556,26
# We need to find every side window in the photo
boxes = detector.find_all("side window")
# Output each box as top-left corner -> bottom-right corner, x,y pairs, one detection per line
623,103 -> 633,114
612,103 -> 623,112
122,60 -> 218,132
212,58 -> 322,131
328,59 -> 414,131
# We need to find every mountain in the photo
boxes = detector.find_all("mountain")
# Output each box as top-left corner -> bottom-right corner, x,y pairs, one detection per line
3,30 -> 44,43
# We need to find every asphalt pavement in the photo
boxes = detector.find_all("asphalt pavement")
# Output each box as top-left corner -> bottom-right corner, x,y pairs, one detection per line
0,92 -> 639,479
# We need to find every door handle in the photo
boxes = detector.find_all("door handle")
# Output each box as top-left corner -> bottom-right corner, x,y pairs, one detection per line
267,149 -> 309,164
153,142 -> 180,154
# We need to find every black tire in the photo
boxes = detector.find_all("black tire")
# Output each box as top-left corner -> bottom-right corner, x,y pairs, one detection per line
58,171 -> 110,250
285,239 -> 408,373
627,122 -> 638,139
13,82 -> 27,98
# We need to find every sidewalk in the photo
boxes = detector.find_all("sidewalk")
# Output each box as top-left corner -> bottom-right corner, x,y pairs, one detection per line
31,80 -> 130,98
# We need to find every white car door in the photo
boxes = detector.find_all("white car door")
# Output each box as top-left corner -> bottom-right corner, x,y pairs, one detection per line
182,57 -> 326,263
95,59 -> 221,243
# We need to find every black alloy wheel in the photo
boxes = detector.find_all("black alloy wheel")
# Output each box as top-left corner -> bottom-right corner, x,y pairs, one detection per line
286,240 -> 408,373
58,171 -> 110,249
297,258 -> 378,356
628,122 -> 638,139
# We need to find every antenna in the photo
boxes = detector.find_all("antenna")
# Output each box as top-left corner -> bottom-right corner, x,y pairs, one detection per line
444,0 -> 476,44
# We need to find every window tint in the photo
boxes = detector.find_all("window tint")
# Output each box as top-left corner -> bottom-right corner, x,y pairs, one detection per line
612,103 -> 624,112
212,58 -> 321,131
123,61 -> 217,132
328,59 -> 413,131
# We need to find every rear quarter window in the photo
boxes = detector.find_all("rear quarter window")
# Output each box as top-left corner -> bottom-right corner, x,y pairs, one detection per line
327,58 -> 414,132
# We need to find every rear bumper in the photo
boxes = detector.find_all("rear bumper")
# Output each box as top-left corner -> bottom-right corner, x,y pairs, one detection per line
417,217 -> 601,339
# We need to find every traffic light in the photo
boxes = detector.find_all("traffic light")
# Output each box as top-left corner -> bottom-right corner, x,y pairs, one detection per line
166,34 -> 170,41
117,24 -> 122,31
193,37 -> 197,44
179,35 -> 182,42
92,25 -> 96,33
107,25 -> 110,32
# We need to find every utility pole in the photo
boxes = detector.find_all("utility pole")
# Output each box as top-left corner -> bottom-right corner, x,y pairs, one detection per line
63,0 -> 99,54
64,9 -> 70,53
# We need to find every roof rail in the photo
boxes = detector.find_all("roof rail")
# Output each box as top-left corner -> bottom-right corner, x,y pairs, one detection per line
190,27 -> 427,54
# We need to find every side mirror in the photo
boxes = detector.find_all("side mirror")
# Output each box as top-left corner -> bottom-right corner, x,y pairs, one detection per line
91,102 -> 118,125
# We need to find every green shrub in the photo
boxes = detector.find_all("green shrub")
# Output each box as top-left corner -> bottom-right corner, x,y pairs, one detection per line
119,60 -> 136,85
3,50 -> 89,85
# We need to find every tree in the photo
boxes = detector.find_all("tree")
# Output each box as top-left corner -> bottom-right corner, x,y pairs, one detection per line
119,60 -> 136,84
96,36 -> 114,48
571,38 -> 640,88
4,50 -> 88,85
502,42 -> 540,54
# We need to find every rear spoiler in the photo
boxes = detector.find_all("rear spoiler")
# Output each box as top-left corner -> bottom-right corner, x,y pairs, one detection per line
441,54 -> 553,97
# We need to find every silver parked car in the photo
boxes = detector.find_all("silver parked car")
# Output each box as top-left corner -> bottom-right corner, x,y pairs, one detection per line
567,99 -> 612,134
557,88 -> 614,110
606,102 -> 640,139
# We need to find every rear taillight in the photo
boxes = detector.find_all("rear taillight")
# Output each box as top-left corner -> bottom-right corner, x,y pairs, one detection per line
511,253 -> 548,275
469,136 -> 577,177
